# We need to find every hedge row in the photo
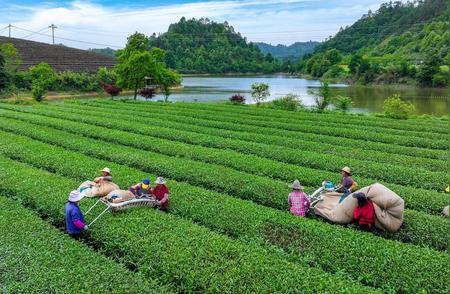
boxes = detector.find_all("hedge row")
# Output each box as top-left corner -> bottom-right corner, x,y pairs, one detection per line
1,102 -> 446,165
125,100 -> 448,134
48,102 -> 449,163
0,139 -> 447,293
0,157 -> 371,294
91,100 -> 443,141
81,100 -> 447,150
0,196 -> 165,294
0,126 -> 447,253
0,110 -> 447,216
0,105 -> 446,192
54,103 -> 449,190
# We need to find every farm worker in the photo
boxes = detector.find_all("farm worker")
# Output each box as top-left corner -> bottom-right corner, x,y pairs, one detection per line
94,167 -> 113,184
445,186 -> 449,193
288,180 -> 310,217
153,177 -> 169,211
130,178 -> 152,198
65,190 -> 88,239
352,192 -> 375,231
338,166 -> 358,203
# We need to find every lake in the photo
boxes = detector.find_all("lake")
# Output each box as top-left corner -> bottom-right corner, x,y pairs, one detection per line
141,75 -> 449,116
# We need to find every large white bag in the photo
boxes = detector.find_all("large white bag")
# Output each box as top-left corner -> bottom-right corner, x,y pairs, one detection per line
78,181 -> 120,198
314,183 -> 404,232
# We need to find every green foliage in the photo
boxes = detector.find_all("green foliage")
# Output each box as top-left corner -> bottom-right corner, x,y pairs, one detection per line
149,18 -> 281,74
115,33 -> 180,100
297,0 -> 449,86
29,63 -> 57,90
250,82 -> 270,105
0,53 -> 10,93
312,82 -> 332,111
272,93 -> 303,111
0,155 -> 371,293
383,94 -> 415,119
96,66 -> 117,85
333,96 -> 353,113
0,196 -> 163,293
31,81 -> 45,102
0,103 -> 448,292
1,102 -> 447,213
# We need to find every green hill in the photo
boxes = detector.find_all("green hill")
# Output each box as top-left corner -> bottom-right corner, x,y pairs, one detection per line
149,18 -> 281,74
256,41 -> 320,61
298,0 -> 449,87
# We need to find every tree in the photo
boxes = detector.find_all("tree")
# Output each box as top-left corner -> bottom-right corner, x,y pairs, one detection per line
0,54 -> 10,93
158,69 -> 181,102
333,96 -> 353,113
115,49 -> 163,99
29,63 -> 57,90
115,33 -> 180,100
251,83 -> 270,105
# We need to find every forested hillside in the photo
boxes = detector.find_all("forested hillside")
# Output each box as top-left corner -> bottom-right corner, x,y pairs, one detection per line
149,18 -> 281,73
298,0 -> 449,87
256,41 -> 319,61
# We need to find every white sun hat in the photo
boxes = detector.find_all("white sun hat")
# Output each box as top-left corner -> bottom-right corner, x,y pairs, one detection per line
69,190 -> 85,202
100,167 -> 112,175
155,177 -> 166,185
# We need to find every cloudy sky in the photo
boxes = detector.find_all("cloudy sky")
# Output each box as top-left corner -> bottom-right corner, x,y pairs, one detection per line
0,0 -> 388,49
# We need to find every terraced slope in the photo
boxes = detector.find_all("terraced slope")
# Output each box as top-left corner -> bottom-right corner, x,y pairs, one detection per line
0,36 -> 116,72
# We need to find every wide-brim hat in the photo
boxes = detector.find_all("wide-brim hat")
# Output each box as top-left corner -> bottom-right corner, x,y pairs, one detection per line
155,177 -> 166,185
100,167 -> 112,175
289,180 -> 303,190
69,190 -> 85,202
341,166 -> 351,175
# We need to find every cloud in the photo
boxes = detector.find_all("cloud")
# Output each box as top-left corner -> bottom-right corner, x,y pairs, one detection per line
0,0 -> 387,48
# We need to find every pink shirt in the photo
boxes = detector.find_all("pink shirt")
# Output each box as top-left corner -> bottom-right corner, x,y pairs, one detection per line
288,191 -> 310,217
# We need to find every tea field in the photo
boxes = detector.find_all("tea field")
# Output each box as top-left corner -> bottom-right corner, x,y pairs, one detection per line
0,100 -> 448,293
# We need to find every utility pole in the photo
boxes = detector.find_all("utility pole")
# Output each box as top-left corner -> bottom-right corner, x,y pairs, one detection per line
48,24 -> 57,44
8,24 -> 11,38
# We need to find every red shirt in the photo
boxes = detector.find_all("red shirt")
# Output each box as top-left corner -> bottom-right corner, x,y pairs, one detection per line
354,199 -> 375,226
153,185 -> 169,210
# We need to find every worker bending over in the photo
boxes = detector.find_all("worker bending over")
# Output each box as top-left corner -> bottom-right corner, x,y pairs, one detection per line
153,177 -> 169,211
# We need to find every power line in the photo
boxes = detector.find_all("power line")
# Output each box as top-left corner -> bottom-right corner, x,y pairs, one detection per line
11,25 -> 123,48
21,27 -> 50,39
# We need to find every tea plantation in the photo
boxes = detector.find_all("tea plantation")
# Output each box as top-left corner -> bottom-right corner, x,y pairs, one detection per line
0,100 -> 448,293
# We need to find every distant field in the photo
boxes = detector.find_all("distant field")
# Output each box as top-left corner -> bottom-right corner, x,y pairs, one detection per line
0,100 -> 448,293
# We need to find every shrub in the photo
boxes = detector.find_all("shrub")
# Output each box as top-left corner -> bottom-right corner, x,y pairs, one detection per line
57,71 -> 99,92
0,130 -> 447,293
383,94 -> 415,119
311,81 -> 332,111
251,83 -> 270,105
272,94 -> 303,111
229,93 -> 246,104
333,96 -> 353,113
139,87 -> 156,100
31,81 -> 45,102
0,196 -> 162,293
28,63 -> 57,90
103,83 -> 122,99
96,67 -> 117,85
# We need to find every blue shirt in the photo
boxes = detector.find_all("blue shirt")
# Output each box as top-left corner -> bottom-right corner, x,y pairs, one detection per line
65,201 -> 84,235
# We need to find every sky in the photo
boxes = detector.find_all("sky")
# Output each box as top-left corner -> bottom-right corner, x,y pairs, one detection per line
0,0 -> 389,49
